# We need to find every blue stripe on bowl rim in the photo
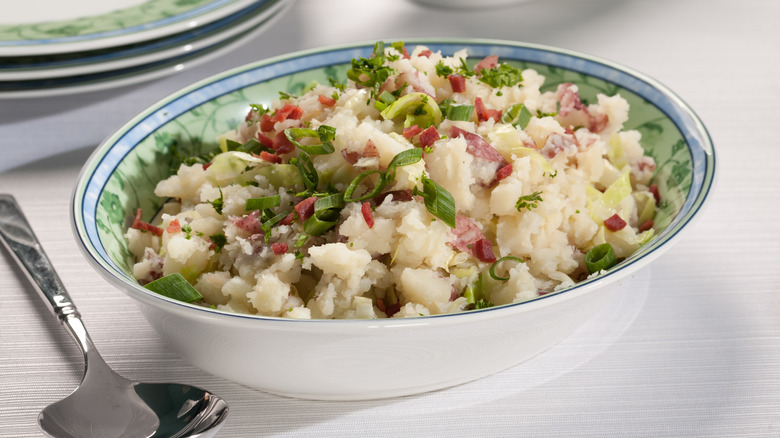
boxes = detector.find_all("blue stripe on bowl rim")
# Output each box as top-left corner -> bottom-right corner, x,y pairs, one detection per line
73,38 -> 715,322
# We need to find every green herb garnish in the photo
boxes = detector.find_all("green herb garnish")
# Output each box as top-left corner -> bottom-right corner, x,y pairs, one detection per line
181,224 -> 192,240
584,243 -> 617,274
284,125 -> 336,155
488,256 -> 524,281
210,187 -> 224,215
144,273 -> 203,303
478,63 -> 523,89
413,173 -> 457,228
245,195 -> 282,211
515,191 -> 543,212
209,233 -> 227,253
501,103 -> 533,129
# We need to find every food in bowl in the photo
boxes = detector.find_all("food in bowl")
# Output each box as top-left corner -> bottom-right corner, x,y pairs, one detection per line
126,41 -> 660,319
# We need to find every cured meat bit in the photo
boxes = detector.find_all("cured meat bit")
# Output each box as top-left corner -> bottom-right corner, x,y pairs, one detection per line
496,163 -> 513,181
540,132 -> 578,159
418,49 -> 433,58
279,211 -> 297,226
450,214 -> 496,262
245,109 -> 254,122
361,202 -> 374,228
232,211 -> 263,234
260,113 -> 275,132
448,74 -> 466,93
271,103 -> 304,123
341,149 -> 359,165
256,132 -> 274,148
131,208 -> 164,237
474,55 -> 499,73
604,214 -> 627,231
419,126 -> 440,148
272,131 -> 295,155
271,242 -> 288,255
474,97 -> 501,122
449,126 -> 507,165
374,190 -> 414,205
555,83 -> 609,132
294,197 -> 318,222
166,219 -> 181,234
258,151 -> 282,163
342,140 -> 380,165
649,184 -> 660,204
638,219 -> 654,233
318,95 -> 337,107
402,124 -> 422,139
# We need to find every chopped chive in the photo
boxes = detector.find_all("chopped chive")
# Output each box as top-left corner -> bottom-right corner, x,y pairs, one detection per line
245,195 -> 281,211
584,243 -> 617,274
344,170 -> 387,202
488,256 -> 525,281
413,173 -> 457,228
144,273 -> 203,303
284,125 -> 336,155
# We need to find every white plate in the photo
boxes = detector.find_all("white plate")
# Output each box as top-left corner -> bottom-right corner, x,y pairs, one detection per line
0,0 -> 292,99
0,0 -> 287,81
0,0 -> 268,56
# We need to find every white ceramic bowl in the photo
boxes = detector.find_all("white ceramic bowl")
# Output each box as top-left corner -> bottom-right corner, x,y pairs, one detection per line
72,39 -> 715,400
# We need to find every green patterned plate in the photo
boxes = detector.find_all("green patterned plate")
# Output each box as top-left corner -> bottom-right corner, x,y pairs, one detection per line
73,38 -> 715,316
0,0 -> 267,56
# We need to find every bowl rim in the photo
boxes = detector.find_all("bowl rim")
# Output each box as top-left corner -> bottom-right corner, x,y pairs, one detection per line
71,37 -> 716,327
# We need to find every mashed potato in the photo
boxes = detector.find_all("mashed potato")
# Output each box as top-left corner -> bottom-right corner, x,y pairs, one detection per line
127,42 -> 658,319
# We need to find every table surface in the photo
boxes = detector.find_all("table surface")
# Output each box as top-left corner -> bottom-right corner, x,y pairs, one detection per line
2,0 -> 779,436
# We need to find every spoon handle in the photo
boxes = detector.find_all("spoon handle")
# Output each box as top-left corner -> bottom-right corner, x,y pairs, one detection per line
0,194 -> 81,321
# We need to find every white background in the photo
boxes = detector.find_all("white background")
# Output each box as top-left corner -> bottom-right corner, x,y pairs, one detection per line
1,0 -> 779,436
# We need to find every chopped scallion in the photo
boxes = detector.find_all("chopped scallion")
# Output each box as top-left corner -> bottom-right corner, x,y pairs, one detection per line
413,173 -> 457,228
245,195 -> 281,211
488,256 -> 524,281
284,125 -> 336,155
144,273 -> 203,303
344,170 -> 387,202
584,243 -> 617,274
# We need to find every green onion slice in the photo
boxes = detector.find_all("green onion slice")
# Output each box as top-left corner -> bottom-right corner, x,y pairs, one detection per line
295,152 -> 319,191
314,193 -> 345,211
501,103 -> 533,129
344,170 -> 387,202
303,211 -> 339,235
284,125 -> 336,155
584,243 -> 618,274
414,174 -> 457,228
245,195 -> 281,211
144,273 -> 203,303
488,256 -> 525,281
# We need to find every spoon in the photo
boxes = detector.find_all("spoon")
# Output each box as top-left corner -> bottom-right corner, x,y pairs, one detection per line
0,194 -> 228,438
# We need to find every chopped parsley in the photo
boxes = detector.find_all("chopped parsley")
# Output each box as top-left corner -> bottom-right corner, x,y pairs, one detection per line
478,63 -> 523,89
209,233 -> 227,253
210,187 -> 224,215
515,191 -> 543,212
181,224 -> 193,240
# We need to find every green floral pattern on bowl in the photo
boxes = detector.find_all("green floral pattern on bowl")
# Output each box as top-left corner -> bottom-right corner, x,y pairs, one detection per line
0,0 -> 260,54
73,39 -> 714,302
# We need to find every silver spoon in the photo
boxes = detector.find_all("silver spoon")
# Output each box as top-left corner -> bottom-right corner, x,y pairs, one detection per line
0,194 -> 228,438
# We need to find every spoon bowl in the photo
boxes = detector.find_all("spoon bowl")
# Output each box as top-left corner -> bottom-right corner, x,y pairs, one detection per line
0,194 -> 228,438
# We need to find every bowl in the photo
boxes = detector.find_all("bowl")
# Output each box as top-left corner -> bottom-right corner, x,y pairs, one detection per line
72,38 -> 715,400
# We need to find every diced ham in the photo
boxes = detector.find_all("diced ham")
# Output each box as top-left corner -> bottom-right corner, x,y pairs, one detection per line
555,83 -> 609,133
449,214 -> 496,262
318,95 -> 337,107
131,208 -> 163,237
279,211 -> 297,226
474,55 -> 498,73
496,163 -> 513,181
449,126 -> 507,165
245,109 -> 254,122
604,214 -> 627,231
258,151 -> 282,163
474,97 -> 501,122
272,131 -> 295,155
418,49 -> 433,58
256,132 -> 274,149
166,219 -> 181,234
376,298 -> 401,317
271,103 -> 303,123
374,190 -> 413,205
361,202 -> 374,228
649,184 -> 660,204
540,132 -> 579,159
342,140 -> 380,165
271,242 -> 288,255
402,124 -> 422,139
419,126 -> 439,148
294,197 -> 318,222
232,211 -> 263,234
638,219 -> 654,232
260,113 -> 275,132
448,74 -> 466,93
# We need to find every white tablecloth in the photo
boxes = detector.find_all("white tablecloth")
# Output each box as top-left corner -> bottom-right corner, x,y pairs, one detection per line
2,0 -> 779,436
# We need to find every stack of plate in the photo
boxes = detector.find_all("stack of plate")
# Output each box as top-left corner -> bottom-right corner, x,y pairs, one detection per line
0,0 -> 293,99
